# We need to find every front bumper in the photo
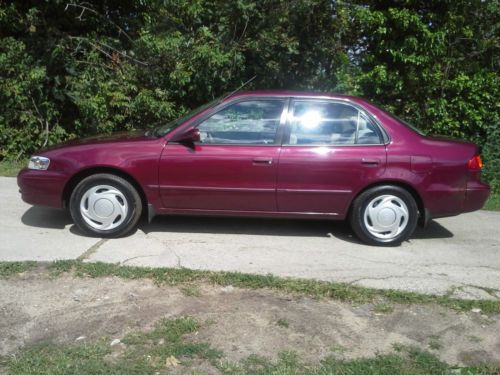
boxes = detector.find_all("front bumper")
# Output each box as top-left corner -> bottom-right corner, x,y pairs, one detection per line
17,168 -> 68,208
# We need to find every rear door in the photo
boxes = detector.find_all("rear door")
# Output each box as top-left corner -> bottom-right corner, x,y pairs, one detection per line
159,98 -> 287,212
276,99 -> 387,217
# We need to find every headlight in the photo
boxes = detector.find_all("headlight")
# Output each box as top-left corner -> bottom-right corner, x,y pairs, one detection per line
28,156 -> 50,170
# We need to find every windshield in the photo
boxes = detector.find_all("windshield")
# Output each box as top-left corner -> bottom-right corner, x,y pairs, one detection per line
153,97 -> 221,137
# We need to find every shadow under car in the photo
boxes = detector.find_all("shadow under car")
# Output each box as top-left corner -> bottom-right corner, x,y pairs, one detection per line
21,206 -> 454,243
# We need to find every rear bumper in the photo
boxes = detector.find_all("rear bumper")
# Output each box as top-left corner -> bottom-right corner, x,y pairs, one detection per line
463,180 -> 490,213
17,168 -> 67,208
423,180 -> 490,220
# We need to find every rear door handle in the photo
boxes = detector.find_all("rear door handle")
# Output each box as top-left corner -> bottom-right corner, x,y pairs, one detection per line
361,158 -> 380,166
252,157 -> 273,165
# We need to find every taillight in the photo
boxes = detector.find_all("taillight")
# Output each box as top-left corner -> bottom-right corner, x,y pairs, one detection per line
467,154 -> 483,170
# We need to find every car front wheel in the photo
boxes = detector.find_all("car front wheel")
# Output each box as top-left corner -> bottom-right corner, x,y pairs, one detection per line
69,173 -> 142,237
349,185 -> 418,246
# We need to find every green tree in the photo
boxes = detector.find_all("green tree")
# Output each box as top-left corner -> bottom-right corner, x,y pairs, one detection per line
0,0 -> 498,189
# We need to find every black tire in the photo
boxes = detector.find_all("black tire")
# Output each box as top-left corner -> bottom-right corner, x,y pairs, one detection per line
349,185 -> 418,246
69,173 -> 142,237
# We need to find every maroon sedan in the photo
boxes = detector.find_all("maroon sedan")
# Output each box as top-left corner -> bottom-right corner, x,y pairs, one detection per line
18,91 -> 490,245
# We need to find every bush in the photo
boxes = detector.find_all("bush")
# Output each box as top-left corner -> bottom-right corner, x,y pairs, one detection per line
0,1 -> 498,191
482,126 -> 500,193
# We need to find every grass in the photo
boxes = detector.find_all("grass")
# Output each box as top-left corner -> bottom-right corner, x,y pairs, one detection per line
0,260 -> 500,314
1,259 -> 498,315
0,261 -> 36,278
1,319 -> 494,375
484,193 -> 500,211
220,350 -> 500,374
373,303 -> 395,314
2,263 -> 499,374
121,316 -> 222,366
428,335 -> 443,351
276,318 -> 289,328
0,160 -> 25,177
4,332 -> 498,375
467,335 -> 483,343
3,316 -> 222,375
330,344 -> 348,354
180,284 -> 203,297
56,260 -> 500,314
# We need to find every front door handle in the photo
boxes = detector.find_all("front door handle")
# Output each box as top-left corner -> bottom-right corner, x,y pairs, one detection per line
253,157 -> 273,165
361,158 -> 380,166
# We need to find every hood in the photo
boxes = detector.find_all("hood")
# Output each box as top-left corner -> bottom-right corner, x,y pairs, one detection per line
41,130 -> 154,152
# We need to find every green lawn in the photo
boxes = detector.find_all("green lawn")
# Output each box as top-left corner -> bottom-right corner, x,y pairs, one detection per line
0,160 -> 26,177
2,262 -> 500,374
2,315 -> 498,375
2,260 -> 500,314
484,193 -> 500,211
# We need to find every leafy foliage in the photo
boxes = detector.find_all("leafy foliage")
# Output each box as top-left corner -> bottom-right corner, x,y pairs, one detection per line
0,0 -> 498,188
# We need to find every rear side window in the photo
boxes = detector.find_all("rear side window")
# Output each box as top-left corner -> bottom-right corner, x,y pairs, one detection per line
287,101 -> 382,145
357,113 -> 383,144
197,99 -> 285,145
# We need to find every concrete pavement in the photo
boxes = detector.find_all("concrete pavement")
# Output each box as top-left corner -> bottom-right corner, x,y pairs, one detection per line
1,177 -> 499,299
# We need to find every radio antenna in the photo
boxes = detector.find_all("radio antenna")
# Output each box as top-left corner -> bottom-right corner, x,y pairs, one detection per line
221,75 -> 257,101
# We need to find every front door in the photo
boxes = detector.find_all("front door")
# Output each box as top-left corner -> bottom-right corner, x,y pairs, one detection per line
277,99 -> 387,217
159,98 -> 287,212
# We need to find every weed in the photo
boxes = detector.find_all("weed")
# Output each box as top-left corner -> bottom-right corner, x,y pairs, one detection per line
428,336 -> 443,351
467,335 -> 483,343
373,303 -> 394,314
180,284 -> 202,297
276,318 -> 289,328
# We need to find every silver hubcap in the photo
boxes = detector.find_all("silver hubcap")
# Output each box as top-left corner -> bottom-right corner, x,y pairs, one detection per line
80,185 -> 128,230
363,195 -> 409,240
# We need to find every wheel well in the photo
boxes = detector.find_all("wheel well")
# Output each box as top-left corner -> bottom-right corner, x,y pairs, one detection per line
349,181 -> 427,226
62,167 -> 148,211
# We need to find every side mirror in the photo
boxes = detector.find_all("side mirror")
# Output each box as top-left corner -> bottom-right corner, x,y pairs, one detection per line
170,128 -> 201,144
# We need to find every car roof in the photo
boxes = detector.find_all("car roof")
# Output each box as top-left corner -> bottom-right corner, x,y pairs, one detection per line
222,90 -> 361,103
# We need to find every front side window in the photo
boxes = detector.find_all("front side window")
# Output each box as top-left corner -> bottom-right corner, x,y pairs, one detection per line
287,101 -> 382,145
154,97 -> 221,137
197,99 -> 285,145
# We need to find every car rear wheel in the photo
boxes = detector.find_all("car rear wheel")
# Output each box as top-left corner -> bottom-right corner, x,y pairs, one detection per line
349,185 -> 418,246
70,173 -> 142,237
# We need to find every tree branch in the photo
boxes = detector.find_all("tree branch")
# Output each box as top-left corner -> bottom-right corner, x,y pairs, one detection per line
65,2 -> 134,43
68,36 -> 148,66
31,96 -> 50,147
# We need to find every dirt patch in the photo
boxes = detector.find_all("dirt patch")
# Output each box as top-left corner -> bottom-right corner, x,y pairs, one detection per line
1,269 -> 499,367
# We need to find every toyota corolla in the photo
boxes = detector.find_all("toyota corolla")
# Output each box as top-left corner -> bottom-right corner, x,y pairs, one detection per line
18,91 -> 490,246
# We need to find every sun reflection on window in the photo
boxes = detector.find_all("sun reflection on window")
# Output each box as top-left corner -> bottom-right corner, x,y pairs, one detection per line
298,110 -> 322,129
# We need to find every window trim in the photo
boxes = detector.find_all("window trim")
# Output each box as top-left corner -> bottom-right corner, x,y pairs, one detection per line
188,97 -> 290,147
283,98 -> 389,147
